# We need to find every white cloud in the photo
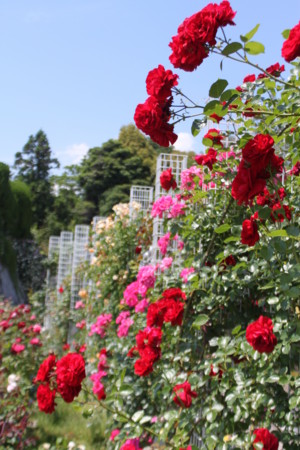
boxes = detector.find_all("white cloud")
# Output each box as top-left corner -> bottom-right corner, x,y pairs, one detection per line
60,143 -> 89,165
174,132 -> 195,152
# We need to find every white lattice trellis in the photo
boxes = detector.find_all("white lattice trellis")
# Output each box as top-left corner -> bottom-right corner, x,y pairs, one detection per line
70,225 -> 90,309
129,185 -> 153,218
44,236 -> 60,329
56,231 -> 73,291
151,153 -> 188,264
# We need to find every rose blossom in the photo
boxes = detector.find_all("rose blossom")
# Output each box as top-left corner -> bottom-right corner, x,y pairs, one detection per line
159,257 -> 173,271
180,166 -> 202,191
123,281 -> 140,307
173,381 -> 197,408
37,384 -> 56,414
253,428 -> 279,449
11,343 -> 25,354
180,267 -> 195,283
157,232 -> 171,255
137,265 -> 156,296
109,429 -> 120,441
241,218 -> 260,246
281,21 -> 300,62
75,301 -> 85,309
56,353 -> 86,403
135,298 -> 149,313
146,64 -> 178,101
246,316 -> 277,353
160,167 -> 177,191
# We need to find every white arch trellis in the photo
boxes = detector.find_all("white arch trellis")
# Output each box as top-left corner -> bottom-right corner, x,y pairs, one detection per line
70,225 -> 90,310
56,231 -> 73,291
129,185 -> 154,219
44,236 -> 60,329
151,153 -> 188,264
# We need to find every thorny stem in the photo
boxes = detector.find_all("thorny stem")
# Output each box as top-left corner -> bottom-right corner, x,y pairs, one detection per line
174,87 -> 203,107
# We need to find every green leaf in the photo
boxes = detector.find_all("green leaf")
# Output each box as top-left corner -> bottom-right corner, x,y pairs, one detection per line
222,42 -> 243,56
132,410 -> 144,422
240,24 -> 260,42
215,223 -> 231,234
232,325 -> 241,335
204,99 -> 220,114
192,314 -> 210,329
220,89 -> 239,102
209,79 -> 228,98
244,41 -> 265,55
224,236 -> 240,243
282,29 -> 290,39
268,229 -> 288,238
191,119 -> 205,137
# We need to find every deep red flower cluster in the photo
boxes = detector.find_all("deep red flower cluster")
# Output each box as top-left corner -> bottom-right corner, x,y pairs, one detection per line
203,128 -> 224,147
241,218 -> 260,247
173,381 -> 197,408
256,187 -> 292,223
253,428 -> 279,450
133,327 -> 163,376
195,148 -> 217,170
169,1 -> 236,72
231,134 -> 282,206
134,65 -> 178,147
281,21 -> 300,62
246,316 -> 277,354
34,353 -> 86,413
146,288 -> 186,328
257,63 -> 285,79
160,167 -> 177,191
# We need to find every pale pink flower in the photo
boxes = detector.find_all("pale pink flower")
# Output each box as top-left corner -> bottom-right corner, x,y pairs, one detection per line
117,317 -> 134,337
30,337 -> 42,346
157,232 -> 171,255
180,166 -> 202,191
89,314 -> 112,337
151,416 -> 158,423
160,257 -> 173,271
33,324 -> 41,333
218,150 -> 236,161
75,300 -> 85,309
116,311 -> 130,324
180,267 -> 195,283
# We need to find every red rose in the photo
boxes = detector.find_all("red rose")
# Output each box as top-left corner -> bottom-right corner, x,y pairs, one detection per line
134,96 -> 177,147
266,62 -> 285,77
195,148 -> 217,170
281,21 -> 300,62
146,65 -> 178,101
253,428 -> 279,449
136,327 -> 163,350
162,287 -> 186,301
160,168 -> 177,191
34,355 -> 56,383
135,246 -> 142,254
210,113 -> 223,123
58,286 -> 64,294
163,299 -> 185,326
134,358 -> 154,377
231,161 -> 266,206
169,33 -> 209,72
246,316 -> 277,353
241,218 -> 260,246
290,161 -> 300,176
56,353 -> 86,402
173,381 -> 197,408
242,134 -> 275,176
37,384 -> 56,414
204,128 -> 223,147
147,301 -> 167,328
243,74 -> 256,83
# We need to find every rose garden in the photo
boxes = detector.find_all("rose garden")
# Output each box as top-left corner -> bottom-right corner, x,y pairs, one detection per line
0,2 -> 299,449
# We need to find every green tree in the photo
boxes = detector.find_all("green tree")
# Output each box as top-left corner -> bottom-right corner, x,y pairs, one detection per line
14,130 -> 59,227
78,138 -> 155,217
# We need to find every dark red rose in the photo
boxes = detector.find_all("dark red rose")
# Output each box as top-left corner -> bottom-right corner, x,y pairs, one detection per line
56,353 -> 86,387
163,299 -> 185,326
243,74 -> 256,83
160,168 -> 177,191
210,113 -> 223,123
34,354 -> 56,383
136,327 -> 163,350
270,154 -> 284,174
216,1 -> 236,26
134,358 -> 154,377
146,65 -> 178,101
290,161 -> 300,176
57,383 -> 82,403
281,21 -> 300,62
147,301 -> 167,328
242,134 -> 275,176
58,286 -> 64,294
162,287 -> 186,301
246,316 -> 277,353
241,218 -> 260,246
127,346 -> 138,358
204,128 -> 223,147
135,246 -> 142,254
169,33 -> 209,72
195,148 -> 217,170
134,96 -> 177,147
231,161 -> 266,206
266,62 -> 285,77
253,428 -> 279,449
173,381 -> 197,408
37,384 -> 56,414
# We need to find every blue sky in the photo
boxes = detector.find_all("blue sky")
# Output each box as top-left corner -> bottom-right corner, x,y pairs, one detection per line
0,0 -> 299,170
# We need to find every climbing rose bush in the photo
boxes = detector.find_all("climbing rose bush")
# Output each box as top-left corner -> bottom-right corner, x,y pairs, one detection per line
34,3 -> 300,450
